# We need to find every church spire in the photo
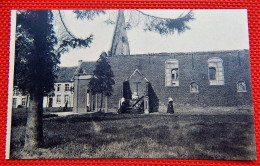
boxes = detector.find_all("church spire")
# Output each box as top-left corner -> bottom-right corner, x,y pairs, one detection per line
110,10 -> 130,56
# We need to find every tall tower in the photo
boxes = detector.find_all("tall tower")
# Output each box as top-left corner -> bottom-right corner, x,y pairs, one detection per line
110,10 -> 130,56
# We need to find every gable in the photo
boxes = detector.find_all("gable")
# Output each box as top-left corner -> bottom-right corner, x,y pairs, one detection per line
127,69 -> 149,82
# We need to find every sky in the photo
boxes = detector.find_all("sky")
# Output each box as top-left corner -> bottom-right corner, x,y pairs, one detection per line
54,9 -> 249,67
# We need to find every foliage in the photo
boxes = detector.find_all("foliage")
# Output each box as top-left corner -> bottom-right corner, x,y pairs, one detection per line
88,52 -> 115,96
57,10 -> 93,58
56,35 -> 93,58
15,10 -> 58,96
102,10 -> 195,35
15,10 -> 94,95
73,10 -> 106,20
140,10 -> 195,35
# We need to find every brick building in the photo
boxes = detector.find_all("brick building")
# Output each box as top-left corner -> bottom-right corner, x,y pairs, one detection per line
72,11 -> 252,113
72,49 -> 252,113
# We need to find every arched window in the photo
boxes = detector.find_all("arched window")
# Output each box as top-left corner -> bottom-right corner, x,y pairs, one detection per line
208,57 -> 224,85
190,82 -> 199,93
237,81 -> 247,92
165,59 -> 179,86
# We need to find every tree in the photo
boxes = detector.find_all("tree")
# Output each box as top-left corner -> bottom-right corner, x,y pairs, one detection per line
88,52 -> 115,111
15,11 -> 58,149
14,10 -> 92,150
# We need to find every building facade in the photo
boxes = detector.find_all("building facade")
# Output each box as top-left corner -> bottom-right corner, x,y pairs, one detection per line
72,49 -> 252,113
12,67 -> 76,109
43,66 -> 77,108
12,86 -> 28,108
43,82 -> 74,108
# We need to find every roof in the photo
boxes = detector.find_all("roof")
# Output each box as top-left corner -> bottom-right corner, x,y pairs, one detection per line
55,67 -> 77,83
79,62 -> 96,74
109,49 -> 249,58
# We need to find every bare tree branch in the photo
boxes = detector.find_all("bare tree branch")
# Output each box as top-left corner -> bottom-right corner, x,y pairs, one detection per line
57,10 -> 94,57
58,10 -> 78,39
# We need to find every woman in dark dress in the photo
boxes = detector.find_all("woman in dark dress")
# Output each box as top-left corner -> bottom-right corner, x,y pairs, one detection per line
167,97 -> 174,114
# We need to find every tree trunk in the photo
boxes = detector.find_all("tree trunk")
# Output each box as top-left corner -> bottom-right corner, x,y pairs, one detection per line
100,92 -> 103,112
24,93 -> 44,150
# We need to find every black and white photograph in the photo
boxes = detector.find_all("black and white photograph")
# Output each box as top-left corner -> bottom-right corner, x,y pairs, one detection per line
6,9 -> 256,160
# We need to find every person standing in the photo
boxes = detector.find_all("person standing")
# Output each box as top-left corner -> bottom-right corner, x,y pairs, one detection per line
118,97 -> 127,113
167,97 -> 174,114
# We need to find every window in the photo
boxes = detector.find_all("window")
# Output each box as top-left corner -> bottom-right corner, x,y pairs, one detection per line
165,59 -> 179,86
22,98 -> 26,106
208,57 -> 224,85
190,82 -> 199,93
64,95 -> 69,103
237,81 -> 247,92
65,84 -> 70,91
13,88 -> 20,96
57,84 -> 61,92
57,95 -> 61,103
209,67 -> 216,80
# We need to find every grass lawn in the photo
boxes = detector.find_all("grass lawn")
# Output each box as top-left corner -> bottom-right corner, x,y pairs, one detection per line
9,108 -> 256,160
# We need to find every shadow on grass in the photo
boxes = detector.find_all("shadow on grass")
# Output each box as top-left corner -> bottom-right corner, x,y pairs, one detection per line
51,112 -> 149,124
10,109 -> 256,159
43,134 -> 64,148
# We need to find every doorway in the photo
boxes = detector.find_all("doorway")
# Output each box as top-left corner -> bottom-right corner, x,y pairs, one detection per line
49,98 -> 53,107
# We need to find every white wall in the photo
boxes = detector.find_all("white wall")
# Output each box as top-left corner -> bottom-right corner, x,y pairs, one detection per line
13,82 -> 74,109
43,82 -> 74,108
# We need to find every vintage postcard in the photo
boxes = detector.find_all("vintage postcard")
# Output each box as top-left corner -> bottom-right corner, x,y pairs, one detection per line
6,9 -> 256,160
